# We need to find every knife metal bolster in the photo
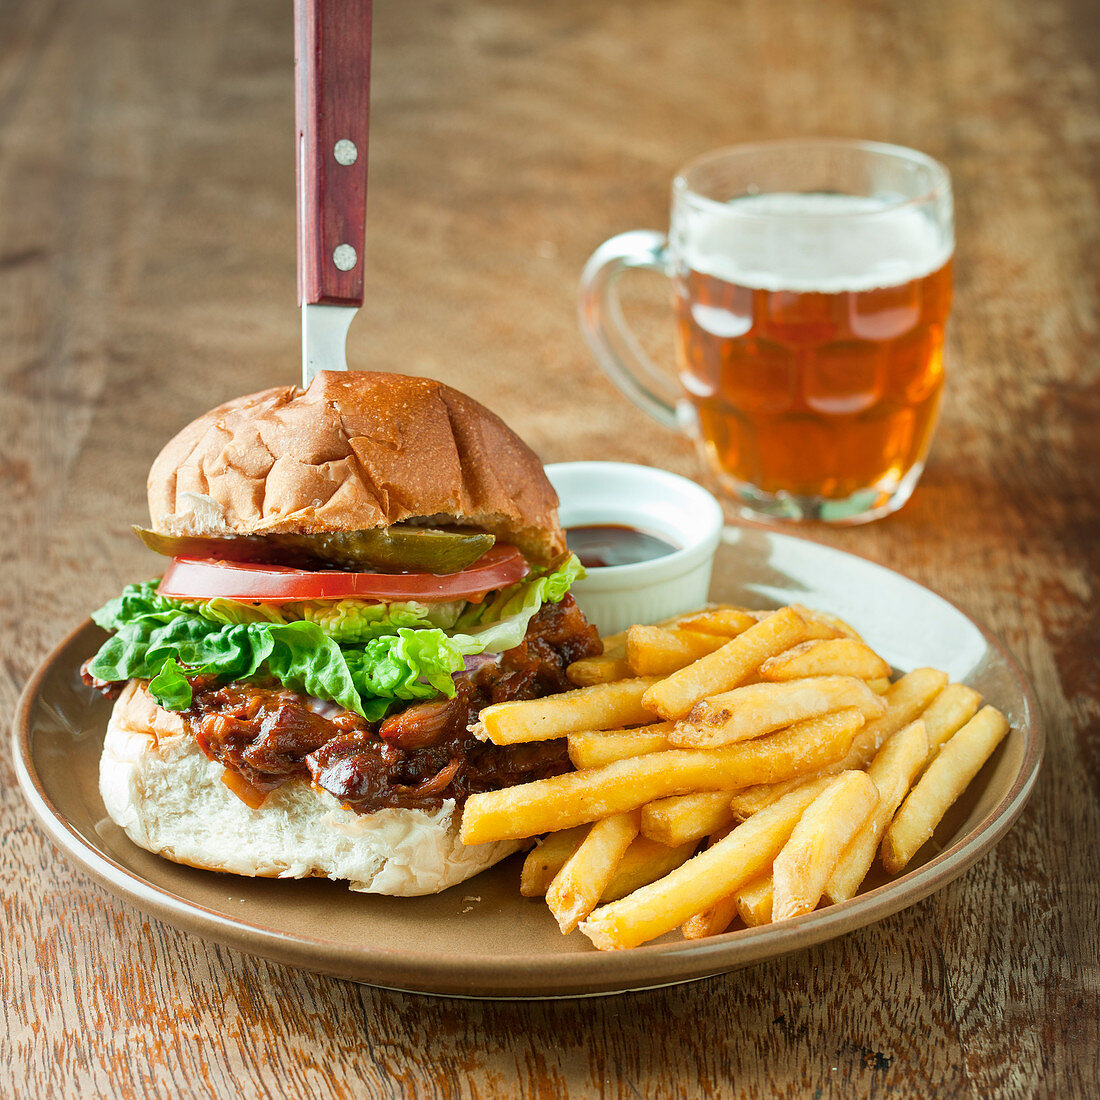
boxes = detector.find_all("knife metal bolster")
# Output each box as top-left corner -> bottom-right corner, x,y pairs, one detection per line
301,303 -> 357,387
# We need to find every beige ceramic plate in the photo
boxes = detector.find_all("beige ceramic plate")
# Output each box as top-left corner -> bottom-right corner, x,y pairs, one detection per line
13,527 -> 1041,998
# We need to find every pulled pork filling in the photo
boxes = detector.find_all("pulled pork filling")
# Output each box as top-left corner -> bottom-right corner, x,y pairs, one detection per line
166,595 -> 599,814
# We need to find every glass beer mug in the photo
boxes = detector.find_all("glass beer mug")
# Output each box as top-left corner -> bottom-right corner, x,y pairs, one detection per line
579,140 -> 954,524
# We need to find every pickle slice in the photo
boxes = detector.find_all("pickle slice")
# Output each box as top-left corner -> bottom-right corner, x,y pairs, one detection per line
133,527 -> 277,563
132,525 -> 495,574
290,528 -> 496,573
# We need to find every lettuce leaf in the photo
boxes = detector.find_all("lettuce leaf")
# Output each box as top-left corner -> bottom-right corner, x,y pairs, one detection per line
84,555 -> 583,718
147,658 -> 195,711
453,553 -> 586,652
292,598 -> 466,641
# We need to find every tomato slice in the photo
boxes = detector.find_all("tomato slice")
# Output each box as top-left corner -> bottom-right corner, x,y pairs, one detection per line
156,544 -> 529,603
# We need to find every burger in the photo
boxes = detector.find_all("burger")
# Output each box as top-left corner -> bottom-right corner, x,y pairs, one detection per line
82,371 -> 600,895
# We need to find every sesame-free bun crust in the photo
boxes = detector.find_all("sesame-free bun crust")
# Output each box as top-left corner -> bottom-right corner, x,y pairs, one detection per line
99,682 -> 522,896
148,371 -> 565,564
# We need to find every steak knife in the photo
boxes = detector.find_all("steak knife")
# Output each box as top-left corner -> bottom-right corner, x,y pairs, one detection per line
295,0 -> 372,386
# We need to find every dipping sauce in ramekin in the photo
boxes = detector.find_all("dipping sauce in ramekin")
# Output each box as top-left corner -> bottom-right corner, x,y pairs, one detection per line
566,524 -> 679,569
545,462 -> 724,635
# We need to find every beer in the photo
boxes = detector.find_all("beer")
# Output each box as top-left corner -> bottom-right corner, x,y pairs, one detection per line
579,141 -> 955,523
674,193 -> 953,508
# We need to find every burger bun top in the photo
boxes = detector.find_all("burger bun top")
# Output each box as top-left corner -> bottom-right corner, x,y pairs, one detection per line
147,371 -> 565,565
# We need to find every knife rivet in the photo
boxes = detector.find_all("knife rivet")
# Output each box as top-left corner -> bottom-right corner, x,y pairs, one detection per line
334,139 -> 358,166
333,244 -> 357,271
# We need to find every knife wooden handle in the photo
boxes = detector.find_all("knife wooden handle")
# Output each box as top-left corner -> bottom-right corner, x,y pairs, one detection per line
295,0 -> 371,307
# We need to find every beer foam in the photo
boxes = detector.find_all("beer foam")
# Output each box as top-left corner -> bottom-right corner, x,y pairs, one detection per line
681,192 -> 952,293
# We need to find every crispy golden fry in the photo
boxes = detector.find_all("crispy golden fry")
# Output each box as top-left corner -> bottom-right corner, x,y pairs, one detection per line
881,706 -> 1010,874
511,597 -> 1007,948
601,608 -> 719,658
674,608 -> 757,638
682,893 -> 739,939
627,626 -> 732,677
728,746 -> 870,820
523,831 -> 693,900
726,673 -> 945,820
566,722 -> 675,769
520,827 -> 588,896
546,811 -> 641,933
681,826 -> 739,938
725,676 -> 937,820
566,654 -> 634,686
790,604 -> 865,643
601,837 -> 697,901
771,771 -> 880,922
672,676 -> 885,748
459,708 -> 864,845
728,727 -> 878,821
579,778 -> 835,950
476,676 -> 660,745
919,683 -> 983,756
735,874 -> 774,927
640,791 -> 735,847
596,628 -> 632,657
642,607 -> 810,720
845,667 -> 950,765
729,774 -> 811,821
759,638 -> 891,683
822,720 -> 930,904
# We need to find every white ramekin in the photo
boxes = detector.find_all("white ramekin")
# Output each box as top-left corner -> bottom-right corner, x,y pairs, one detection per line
545,462 -> 725,636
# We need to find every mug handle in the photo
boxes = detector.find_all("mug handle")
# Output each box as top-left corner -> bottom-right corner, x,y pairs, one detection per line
578,230 -> 683,433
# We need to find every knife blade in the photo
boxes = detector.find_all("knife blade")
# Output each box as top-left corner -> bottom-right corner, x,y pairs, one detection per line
295,0 -> 372,387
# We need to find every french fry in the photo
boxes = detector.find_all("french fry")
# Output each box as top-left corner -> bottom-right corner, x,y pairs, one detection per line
728,746 -> 868,820
642,606 -> 810,720
822,720 -> 930,904
728,724 -> 898,820
626,626 -> 731,676
459,708 -> 865,845
771,771 -> 880,922
600,608 -> 716,657
567,722 -> 675,769
503,601 -> 1012,949
476,676 -> 660,745
728,726 -> 877,821
759,638 -> 891,682
566,654 -> 633,686
673,607 -> 757,638
580,778 -> 835,950
681,825 -> 739,938
672,676 -> 885,748
640,791 -> 735,846
790,604 -> 864,643
735,874 -> 774,927
523,830 -> 694,900
601,837 -> 697,901
546,811 -> 640,933
597,632 -> 628,658
725,675 -> 935,820
520,827 -> 588,896
845,668 -> 950,765
729,774 -> 812,820
726,672 -> 947,820
881,706 -> 1010,873
920,683 -> 983,756
682,893 -> 739,939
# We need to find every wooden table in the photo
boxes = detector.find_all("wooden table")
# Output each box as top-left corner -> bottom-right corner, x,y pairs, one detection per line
3,0 -> 1096,1095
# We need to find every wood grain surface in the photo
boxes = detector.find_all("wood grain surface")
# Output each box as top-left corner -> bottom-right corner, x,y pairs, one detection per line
2,0 -> 1097,1096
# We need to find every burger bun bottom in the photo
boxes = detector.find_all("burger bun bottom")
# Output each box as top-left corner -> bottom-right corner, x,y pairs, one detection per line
99,682 -> 522,896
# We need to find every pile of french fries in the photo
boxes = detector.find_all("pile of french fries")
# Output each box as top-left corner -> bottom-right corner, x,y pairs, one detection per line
459,604 -> 1011,951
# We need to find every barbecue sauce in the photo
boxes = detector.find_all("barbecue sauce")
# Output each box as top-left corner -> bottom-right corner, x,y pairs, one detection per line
565,524 -> 678,569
